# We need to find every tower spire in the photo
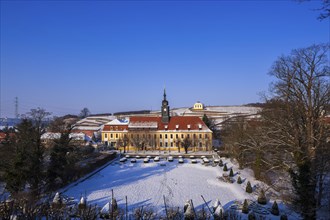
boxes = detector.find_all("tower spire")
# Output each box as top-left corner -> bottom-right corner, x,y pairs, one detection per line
161,88 -> 170,123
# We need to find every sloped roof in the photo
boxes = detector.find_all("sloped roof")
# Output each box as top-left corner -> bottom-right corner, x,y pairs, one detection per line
106,118 -> 129,125
129,116 -> 211,132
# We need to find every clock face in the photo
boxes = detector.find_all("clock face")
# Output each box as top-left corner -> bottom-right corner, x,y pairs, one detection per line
164,108 -> 167,112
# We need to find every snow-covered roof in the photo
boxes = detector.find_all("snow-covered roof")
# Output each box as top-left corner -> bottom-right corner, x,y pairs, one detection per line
41,132 -> 89,141
106,118 -> 129,125
128,121 -> 158,129
72,126 -> 101,131
41,132 -> 61,140
205,106 -> 261,114
74,116 -> 116,127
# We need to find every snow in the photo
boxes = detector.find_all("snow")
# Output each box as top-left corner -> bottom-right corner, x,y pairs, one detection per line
62,156 -> 300,218
53,192 -> 62,204
171,106 -> 261,116
64,158 -> 250,211
41,132 -> 89,141
106,118 -> 129,125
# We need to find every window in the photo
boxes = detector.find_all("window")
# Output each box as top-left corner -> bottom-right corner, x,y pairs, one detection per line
160,134 -> 162,138
154,134 -> 156,139
170,142 -> 173,147
199,134 -> 202,139
170,134 -> 173,139
160,142 -> 163,147
181,134 -> 184,138
105,134 -> 108,138
165,142 -> 168,147
199,142 -> 202,148
111,134 -> 113,138
165,134 -> 168,139
176,134 -> 178,139
205,134 -> 208,139
116,134 -> 118,138
187,134 -> 190,138
193,134 -> 196,138
137,134 -> 139,138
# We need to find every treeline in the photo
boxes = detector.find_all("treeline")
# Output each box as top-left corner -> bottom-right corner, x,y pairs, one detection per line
221,44 -> 330,219
0,109 -> 116,206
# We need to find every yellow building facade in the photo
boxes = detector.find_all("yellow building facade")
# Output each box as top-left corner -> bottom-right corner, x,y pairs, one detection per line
193,101 -> 204,110
101,91 -> 212,152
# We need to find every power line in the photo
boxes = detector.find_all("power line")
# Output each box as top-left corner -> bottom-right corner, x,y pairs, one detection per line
15,97 -> 19,118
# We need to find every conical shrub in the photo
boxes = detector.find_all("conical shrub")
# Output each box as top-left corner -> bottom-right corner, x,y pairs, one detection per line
248,212 -> 256,220
257,189 -> 267,205
52,192 -> 63,209
112,198 -> 118,211
223,164 -> 228,171
242,199 -> 249,214
78,196 -> 87,210
280,214 -> 288,220
237,176 -> 242,184
229,168 -> 234,177
271,200 -> 279,216
245,181 -> 252,193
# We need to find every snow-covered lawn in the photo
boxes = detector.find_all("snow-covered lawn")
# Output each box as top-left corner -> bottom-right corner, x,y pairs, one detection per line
63,157 -> 298,218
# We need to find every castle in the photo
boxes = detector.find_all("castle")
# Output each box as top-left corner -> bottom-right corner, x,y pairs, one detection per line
101,90 -> 212,151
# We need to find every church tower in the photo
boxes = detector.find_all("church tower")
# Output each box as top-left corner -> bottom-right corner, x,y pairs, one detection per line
161,88 -> 170,123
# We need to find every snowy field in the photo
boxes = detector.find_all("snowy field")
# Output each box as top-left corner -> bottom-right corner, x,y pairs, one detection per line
65,158 -> 247,209
63,157 -> 299,218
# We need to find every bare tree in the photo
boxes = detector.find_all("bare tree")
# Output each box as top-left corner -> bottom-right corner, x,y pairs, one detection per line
130,134 -> 145,152
221,116 -> 250,168
264,44 -> 330,218
123,135 -> 129,153
79,108 -> 91,118
116,138 -> 124,151
181,136 -> 192,154
145,134 -> 156,151
176,137 -> 182,153
221,44 -> 330,218
298,0 -> 330,20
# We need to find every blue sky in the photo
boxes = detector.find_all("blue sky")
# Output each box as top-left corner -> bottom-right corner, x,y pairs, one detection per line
1,1 -> 329,117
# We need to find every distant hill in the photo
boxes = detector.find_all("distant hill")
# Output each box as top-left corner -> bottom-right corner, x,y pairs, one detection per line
0,118 -> 22,128
244,102 -> 266,108
89,113 -> 112,117
113,110 -> 151,116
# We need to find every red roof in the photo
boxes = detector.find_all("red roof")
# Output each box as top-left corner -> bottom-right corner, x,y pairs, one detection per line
0,132 -> 15,141
129,116 -> 210,131
0,132 -> 6,139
